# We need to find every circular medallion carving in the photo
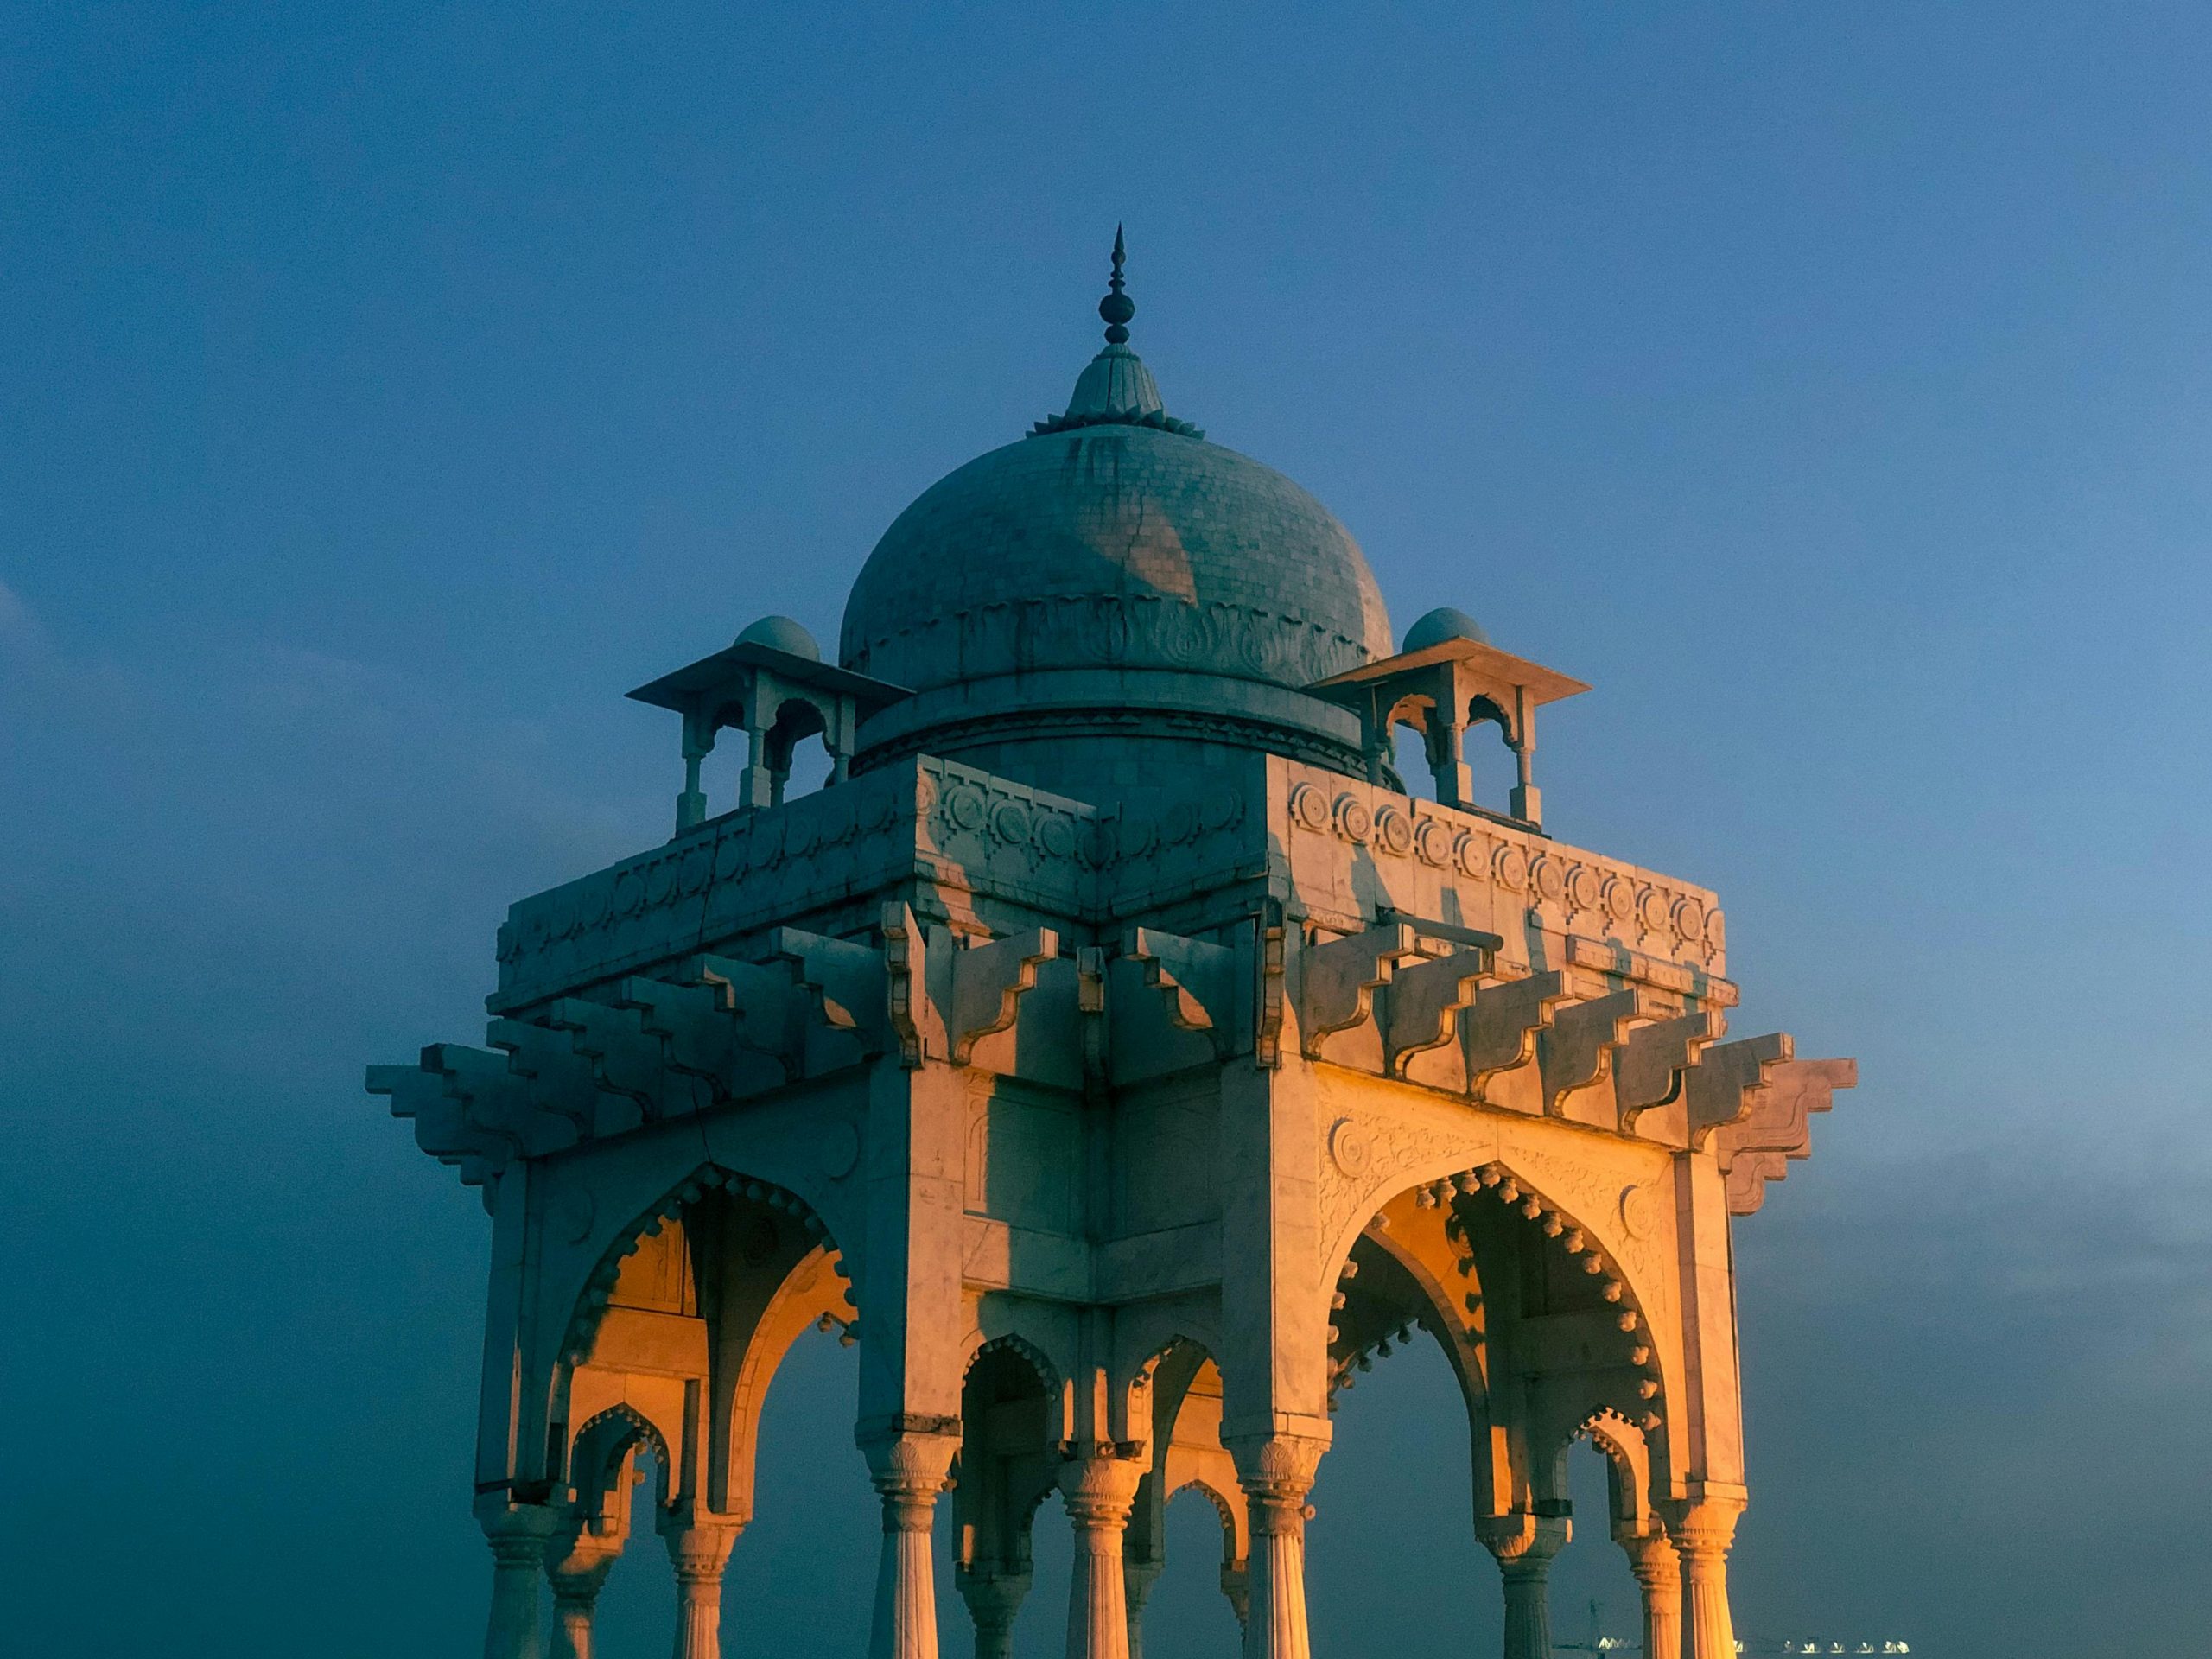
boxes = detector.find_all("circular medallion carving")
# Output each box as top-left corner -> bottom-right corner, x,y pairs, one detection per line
645,857 -> 677,906
945,785 -> 988,832
1619,1184 -> 1657,1241
1638,888 -> 1671,932
1605,877 -> 1637,923
1703,907 -> 1727,951
1201,788 -> 1242,831
714,834 -> 749,883
1118,816 -> 1156,859
1163,801 -> 1198,844
817,1122 -> 861,1181
866,786 -> 900,832
1531,855 -> 1567,905
785,812 -> 819,857
1289,782 -> 1332,832
1374,805 -> 1414,857
1493,843 -> 1529,891
1334,795 -> 1373,843
610,868 -> 644,918
1329,1117 -> 1373,1179
680,844 -> 715,895
990,801 -> 1033,846
1454,830 -> 1488,878
748,817 -> 784,869
1037,813 -> 1077,860
1567,864 -> 1603,912
1415,818 -> 1452,867
1672,896 -> 1706,940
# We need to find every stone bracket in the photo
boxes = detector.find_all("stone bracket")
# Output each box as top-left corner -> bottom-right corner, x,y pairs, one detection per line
1461,971 -> 1577,1094
1298,923 -> 1423,1058
881,902 -> 938,1067
1122,926 -> 1237,1056
542,996 -> 675,1115
766,927 -> 889,1056
1716,1057 -> 1856,1213
1613,1008 -> 1725,1129
1539,988 -> 1660,1114
945,927 -> 1061,1064
1683,1033 -> 1794,1147
1383,946 -> 1499,1077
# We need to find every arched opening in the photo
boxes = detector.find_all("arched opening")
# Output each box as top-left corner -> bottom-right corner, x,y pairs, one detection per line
1141,1485 -> 1248,1658
765,699 -> 833,801
954,1336 -> 1062,1657
1310,1162 -> 1670,1655
542,1163 -> 860,1651
1461,693 -> 1520,812
1306,1307 -> 1503,1650
1545,1435 -> 1646,1655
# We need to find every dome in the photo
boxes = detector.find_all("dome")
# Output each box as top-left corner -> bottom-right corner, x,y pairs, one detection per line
840,424 -> 1391,692
837,236 -> 1391,790
735,613 -> 822,661
1403,606 -> 1487,652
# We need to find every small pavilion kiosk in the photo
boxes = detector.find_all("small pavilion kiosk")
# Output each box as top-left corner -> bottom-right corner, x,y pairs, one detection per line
373,239 -> 1852,1659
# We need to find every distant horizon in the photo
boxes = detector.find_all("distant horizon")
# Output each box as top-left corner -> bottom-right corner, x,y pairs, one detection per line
6,5 -> 2210,1657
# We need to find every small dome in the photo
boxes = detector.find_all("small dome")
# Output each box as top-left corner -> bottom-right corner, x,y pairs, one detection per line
1403,607 -> 1488,652
735,614 -> 822,662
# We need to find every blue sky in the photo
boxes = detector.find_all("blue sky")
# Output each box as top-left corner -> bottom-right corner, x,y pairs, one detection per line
3,5 -> 2209,1655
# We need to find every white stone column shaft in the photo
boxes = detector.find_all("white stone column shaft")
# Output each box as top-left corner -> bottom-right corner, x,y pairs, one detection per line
1058,1455 -> 1145,1659
864,1432 -> 957,1659
1662,1501 -> 1742,1659
1476,1514 -> 1569,1659
664,1526 -> 742,1659
1621,1530 -> 1684,1659
1228,1437 -> 1324,1659
480,1504 -> 562,1659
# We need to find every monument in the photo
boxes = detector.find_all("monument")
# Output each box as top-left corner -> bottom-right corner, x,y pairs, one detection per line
372,234 -> 1853,1659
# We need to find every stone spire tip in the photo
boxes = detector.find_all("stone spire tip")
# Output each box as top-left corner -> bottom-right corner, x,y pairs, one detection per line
1099,225 -> 1134,346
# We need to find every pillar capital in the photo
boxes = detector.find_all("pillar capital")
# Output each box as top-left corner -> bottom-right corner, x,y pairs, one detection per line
1657,1492 -> 1745,1558
661,1520 -> 743,1582
957,1567 -> 1031,1659
1473,1510 -> 1571,1573
1224,1432 -> 1326,1531
857,1421 -> 960,1529
1616,1525 -> 1681,1586
1055,1448 -> 1147,1525
477,1497 -> 565,1557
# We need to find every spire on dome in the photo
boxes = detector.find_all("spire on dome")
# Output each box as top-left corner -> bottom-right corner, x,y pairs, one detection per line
1101,224 -> 1134,346
1031,228 -> 1205,440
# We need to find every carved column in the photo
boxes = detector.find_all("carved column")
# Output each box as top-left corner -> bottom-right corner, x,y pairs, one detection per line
957,1568 -> 1031,1659
479,1503 -> 563,1659
661,1523 -> 742,1659
1123,1557 -> 1163,1659
545,1542 -> 620,1659
1476,1512 -> 1569,1659
1618,1529 -> 1683,1659
1227,1435 -> 1325,1659
1661,1500 -> 1742,1659
861,1428 -> 959,1659
1058,1453 -> 1146,1659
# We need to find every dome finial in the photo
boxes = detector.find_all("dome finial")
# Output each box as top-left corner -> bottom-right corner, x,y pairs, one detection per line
1099,224 -> 1135,346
